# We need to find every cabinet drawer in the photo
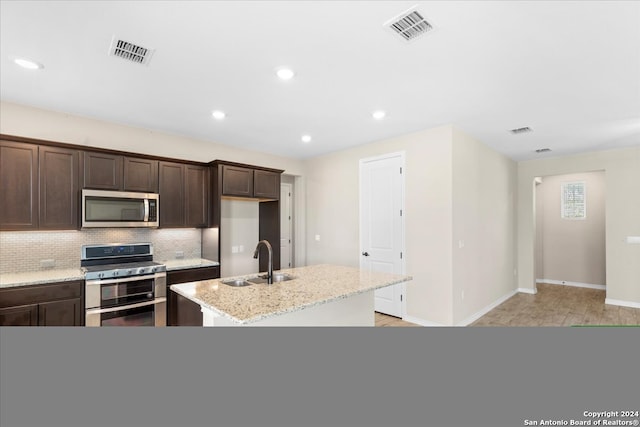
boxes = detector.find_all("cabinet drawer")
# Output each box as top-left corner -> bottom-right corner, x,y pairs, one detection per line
0,281 -> 83,309
167,266 -> 220,285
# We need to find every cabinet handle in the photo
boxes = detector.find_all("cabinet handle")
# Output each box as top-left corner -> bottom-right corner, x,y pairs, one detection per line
362,252 -> 370,257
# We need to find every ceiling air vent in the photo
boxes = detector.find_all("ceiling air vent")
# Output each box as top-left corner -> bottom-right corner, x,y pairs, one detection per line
384,6 -> 434,42
510,126 -> 533,134
535,148 -> 552,153
109,36 -> 154,65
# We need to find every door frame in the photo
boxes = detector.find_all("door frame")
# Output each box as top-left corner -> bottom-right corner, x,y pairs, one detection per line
280,180 -> 294,268
359,151 -> 407,317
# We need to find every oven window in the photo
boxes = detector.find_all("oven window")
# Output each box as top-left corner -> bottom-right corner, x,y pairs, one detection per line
101,280 -> 154,307
101,304 -> 155,327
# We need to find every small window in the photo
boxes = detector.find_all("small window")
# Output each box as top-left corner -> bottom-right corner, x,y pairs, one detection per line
561,181 -> 586,219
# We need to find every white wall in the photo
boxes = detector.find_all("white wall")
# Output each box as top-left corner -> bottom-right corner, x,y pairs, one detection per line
305,126 -> 518,326
0,101 -> 305,175
305,125 -> 455,325
518,147 -> 640,306
220,199 -> 260,277
535,171 -> 606,286
451,128 -> 517,325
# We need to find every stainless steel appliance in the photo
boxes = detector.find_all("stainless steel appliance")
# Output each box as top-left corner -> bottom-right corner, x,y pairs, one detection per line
81,189 -> 159,228
81,243 -> 166,327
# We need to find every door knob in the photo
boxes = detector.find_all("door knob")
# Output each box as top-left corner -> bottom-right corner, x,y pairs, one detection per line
362,251 -> 370,257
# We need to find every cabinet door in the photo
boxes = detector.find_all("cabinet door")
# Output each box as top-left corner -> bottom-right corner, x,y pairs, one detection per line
159,161 -> 185,227
254,170 -> 280,199
39,146 -> 79,230
185,165 -> 208,227
123,157 -> 158,193
38,298 -> 83,326
0,304 -> 38,326
0,141 -> 38,230
83,151 -> 123,190
222,165 -> 253,197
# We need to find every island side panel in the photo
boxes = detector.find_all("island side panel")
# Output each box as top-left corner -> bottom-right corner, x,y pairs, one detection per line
202,290 -> 375,327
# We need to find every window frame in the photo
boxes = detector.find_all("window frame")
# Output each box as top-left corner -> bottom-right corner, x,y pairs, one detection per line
560,181 -> 587,220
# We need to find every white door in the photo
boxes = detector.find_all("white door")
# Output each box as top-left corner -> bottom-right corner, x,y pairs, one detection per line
360,152 -> 405,317
280,182 -> 293,268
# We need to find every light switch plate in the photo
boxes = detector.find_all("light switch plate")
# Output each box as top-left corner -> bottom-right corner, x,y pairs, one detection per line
626,236 -> 640,244
175,251 -> 184,259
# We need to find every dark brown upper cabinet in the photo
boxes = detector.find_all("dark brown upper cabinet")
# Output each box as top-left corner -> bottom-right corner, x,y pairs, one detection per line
83,151 -> 122,190
123,156 -> 158,193
1,140 -> 79,231
39,146 -> 79,230
253,170 -> 280,199
83,152 -> 159,193
0,140 -> 39,230
221,165 -> 254,197
220,163 -> 281,200
159,161 -> 208,228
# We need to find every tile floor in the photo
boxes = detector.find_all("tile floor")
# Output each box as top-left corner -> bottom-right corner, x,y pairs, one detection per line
375,283 -> 640,327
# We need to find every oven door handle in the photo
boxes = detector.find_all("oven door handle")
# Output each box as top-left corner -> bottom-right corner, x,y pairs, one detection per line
85,273 -> 165,286
85,297 -> 166,315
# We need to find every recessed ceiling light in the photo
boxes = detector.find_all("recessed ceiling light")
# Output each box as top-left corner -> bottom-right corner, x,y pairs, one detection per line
14,58 -> 43,70
372,110 -> 386,120
301,135 -> 312,143
276,68 -> 295,80
211,110 -> 226,120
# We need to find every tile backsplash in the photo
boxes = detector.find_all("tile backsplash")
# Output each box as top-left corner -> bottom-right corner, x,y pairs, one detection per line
0,229 -> 202,274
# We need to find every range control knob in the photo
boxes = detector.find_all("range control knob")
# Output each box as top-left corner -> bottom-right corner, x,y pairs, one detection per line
98,273 -> 104,279
113,271 -> 119,276
127,269 -> 133,275
151,267 -> 157,273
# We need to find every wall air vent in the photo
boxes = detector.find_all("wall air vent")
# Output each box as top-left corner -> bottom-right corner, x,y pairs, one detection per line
109,36 -> 154,65
384,6 -> 434,42
510,127 -> 533,134
535,148 -> 552,153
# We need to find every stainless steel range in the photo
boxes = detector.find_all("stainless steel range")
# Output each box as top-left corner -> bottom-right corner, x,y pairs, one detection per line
81,243 -> 166,327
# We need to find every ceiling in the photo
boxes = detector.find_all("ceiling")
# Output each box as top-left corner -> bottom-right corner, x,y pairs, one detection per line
1,1 -> 639,160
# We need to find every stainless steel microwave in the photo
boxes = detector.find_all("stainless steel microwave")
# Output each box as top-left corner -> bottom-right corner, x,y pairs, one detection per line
81,189 -> 159,228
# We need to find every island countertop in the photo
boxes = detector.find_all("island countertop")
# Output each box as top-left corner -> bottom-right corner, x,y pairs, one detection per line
170,264 -> 412,325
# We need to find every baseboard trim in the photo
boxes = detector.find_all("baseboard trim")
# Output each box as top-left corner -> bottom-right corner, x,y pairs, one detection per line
536,279 -> 606,290
402,315 -> 445,327
456,289 -> 519,326
605,298 -> 640,309
517,287 -> 537,295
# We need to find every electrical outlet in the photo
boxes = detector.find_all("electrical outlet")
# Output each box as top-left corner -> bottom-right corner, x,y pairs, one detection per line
40,259 -> 55,268
175,251 -> 184,259
239,245 -> 244,253
458,240 -> 465,248
315,235 -> 321,241
461,290 -> 465,300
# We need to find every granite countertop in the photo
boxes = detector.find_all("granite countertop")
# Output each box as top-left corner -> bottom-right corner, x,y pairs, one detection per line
170,264 -> 412,325
163,258 -> 219,271
0,269 -> 85,289
0,258 -> 219,288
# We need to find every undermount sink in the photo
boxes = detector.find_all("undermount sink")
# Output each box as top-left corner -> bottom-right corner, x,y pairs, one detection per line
221,279 -> 254,287
247,273 -> 295,285
222,273 -> 295,287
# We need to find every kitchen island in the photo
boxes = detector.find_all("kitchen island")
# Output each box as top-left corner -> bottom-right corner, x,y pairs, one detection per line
169,264 -> 412,326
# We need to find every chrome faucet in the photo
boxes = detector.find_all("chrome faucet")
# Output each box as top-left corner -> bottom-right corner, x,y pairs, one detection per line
253,240 -> 273,284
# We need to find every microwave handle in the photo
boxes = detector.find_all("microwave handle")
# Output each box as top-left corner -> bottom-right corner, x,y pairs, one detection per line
143,199 -> 149,222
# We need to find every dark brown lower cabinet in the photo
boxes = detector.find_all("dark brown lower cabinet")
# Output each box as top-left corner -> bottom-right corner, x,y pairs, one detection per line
0,280 -> 84,326
167,266 -> 220,326
0,304 -> 38,326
